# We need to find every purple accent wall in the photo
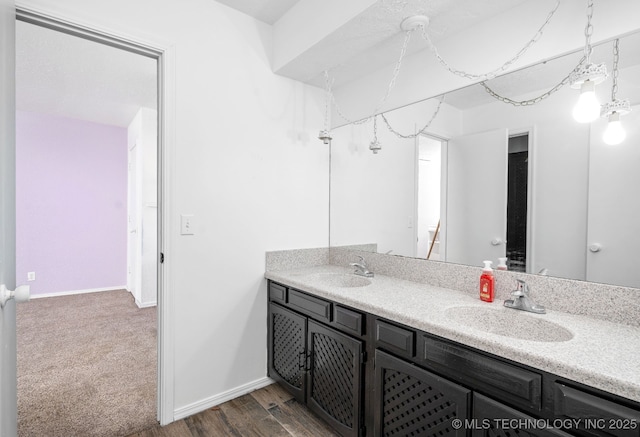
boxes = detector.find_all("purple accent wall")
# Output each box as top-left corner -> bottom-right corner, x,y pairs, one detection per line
16,111 -> 128,296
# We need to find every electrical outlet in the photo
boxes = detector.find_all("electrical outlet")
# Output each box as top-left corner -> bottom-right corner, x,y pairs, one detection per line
180,214 -> 195,235
27,272 -> 36,281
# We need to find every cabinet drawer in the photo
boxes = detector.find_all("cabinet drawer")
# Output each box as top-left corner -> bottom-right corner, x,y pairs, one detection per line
375,319 -> 415,358
268,282 -> 287,304
333,305 -> 365,336
419,334 -> 542,412
554,383 -> 640,437
288,289 -> 332,323
473,393 -> 573,437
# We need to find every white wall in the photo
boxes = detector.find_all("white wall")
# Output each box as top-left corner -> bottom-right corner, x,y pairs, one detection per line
127,107 -> 158,308
18,0 -> 328,418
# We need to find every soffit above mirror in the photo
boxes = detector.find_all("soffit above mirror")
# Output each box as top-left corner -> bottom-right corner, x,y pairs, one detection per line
214,0 -> 530,87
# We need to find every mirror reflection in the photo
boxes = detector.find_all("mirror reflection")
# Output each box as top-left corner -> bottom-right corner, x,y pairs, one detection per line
329,31 -> 640,289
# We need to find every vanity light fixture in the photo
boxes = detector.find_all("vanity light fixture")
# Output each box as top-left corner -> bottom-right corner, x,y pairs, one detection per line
369,115 -> 382,154
570,0 -> 607,123
319,70 -> 334,145
600,39 -> 631,146
318,130 -> 332,145
572,78 -> 602,123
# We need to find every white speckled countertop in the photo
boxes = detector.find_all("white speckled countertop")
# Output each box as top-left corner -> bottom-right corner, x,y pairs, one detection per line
265,264 -> 640,404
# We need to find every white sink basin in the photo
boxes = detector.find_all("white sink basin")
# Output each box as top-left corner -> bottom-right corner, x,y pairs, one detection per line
445,306 -> 573,343
312,273 -> 372,288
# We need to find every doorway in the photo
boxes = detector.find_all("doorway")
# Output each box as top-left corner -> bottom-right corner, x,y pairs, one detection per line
15,9 -> 166,434
416,135 -> 444,260
506,133 -> 529,272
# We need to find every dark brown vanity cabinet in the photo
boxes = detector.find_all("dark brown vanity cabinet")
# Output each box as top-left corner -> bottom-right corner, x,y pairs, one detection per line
267,280 -> 640,437
267,284 -> 365,437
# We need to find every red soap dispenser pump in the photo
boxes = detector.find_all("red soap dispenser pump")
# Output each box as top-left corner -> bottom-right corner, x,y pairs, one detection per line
479,260 -> 495,302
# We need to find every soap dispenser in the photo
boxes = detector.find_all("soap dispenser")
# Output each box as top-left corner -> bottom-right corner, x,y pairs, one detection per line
479,260 -> 495,302
497,257 -> 508,271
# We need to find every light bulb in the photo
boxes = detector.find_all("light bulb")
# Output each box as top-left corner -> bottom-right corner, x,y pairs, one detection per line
572,80 -> 600,123
603,112 -> 626,145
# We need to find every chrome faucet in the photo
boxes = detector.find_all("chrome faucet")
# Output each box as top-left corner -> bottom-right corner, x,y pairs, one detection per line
350,256 -> 374,278
504,279 -> 545,314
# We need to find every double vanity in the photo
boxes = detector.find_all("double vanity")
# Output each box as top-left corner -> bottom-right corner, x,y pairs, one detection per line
265,248 -> 640,437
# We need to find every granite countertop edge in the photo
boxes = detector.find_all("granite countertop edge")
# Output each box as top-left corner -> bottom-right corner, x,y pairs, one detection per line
265,265 -> 640,404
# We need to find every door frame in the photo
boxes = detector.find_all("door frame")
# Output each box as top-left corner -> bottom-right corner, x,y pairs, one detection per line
413,133 -> 448,260
15,5 -> 176,425
508,127 -> 536,275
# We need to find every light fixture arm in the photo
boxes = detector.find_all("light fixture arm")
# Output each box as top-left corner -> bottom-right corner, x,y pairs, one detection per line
600,38 -> 631,119
610,39 -> 621,102
380,95 -> 445,139
419,0 -> 560,81
369,116 -> 382,154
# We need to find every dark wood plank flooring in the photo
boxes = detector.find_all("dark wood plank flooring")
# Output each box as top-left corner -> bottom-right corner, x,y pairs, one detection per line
127,383 -> 340,437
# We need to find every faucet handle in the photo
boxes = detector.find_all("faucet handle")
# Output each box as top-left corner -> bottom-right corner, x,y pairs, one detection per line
512,279 -> 529,298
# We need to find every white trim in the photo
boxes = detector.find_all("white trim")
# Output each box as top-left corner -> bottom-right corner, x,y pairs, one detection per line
135,299 -> 157,309
411,130 -> 419,258
174,378 -> 275,421
30,286 -> 127,299
15,4 -> 177,426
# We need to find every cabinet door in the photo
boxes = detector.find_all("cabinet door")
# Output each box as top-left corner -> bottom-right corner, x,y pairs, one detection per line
553,383 -> 640,437
375,349 -> 470,437
473,393 -> 572,437
268,303 -> 307,403
307,320 -> 363,437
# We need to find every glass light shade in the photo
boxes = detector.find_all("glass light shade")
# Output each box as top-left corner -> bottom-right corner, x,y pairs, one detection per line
573,80 -> 600,123
603,112 -> 626,145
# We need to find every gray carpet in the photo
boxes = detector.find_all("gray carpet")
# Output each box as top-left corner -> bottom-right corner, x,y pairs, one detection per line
17,289 -> 157,437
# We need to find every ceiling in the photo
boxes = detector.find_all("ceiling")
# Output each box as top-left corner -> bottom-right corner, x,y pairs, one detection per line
17,0 -> 637,127
16,20 -> 157,128
234,0 -> 530,88
16,0 -> 529,128
215,0 -> 299,25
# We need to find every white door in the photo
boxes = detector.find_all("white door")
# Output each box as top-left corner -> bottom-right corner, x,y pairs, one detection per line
1,0 -> 17,434
127,142 -> 142,302
445,129 -> 508,267
586,105 -> 640,288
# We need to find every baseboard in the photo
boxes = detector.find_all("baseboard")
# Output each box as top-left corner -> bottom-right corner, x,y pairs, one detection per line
173,377 -> 275,421
30,286 -> 127,299
135,299 -> 157,308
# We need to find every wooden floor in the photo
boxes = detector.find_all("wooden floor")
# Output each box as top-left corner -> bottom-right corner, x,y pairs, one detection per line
127,383 -> 340,437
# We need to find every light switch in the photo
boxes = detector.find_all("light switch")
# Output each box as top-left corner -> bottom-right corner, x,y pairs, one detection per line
27,272 -> 36,281
407,215 -> 414,228
180,214 -> 195,235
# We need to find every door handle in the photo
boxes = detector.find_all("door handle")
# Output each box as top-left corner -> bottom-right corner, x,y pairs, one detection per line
589,243 -> 602,253
0,284 -> 30,308
491,238 -> 504,246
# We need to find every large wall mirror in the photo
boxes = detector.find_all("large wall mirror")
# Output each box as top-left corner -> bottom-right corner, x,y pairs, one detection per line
329,30 -> 640,289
